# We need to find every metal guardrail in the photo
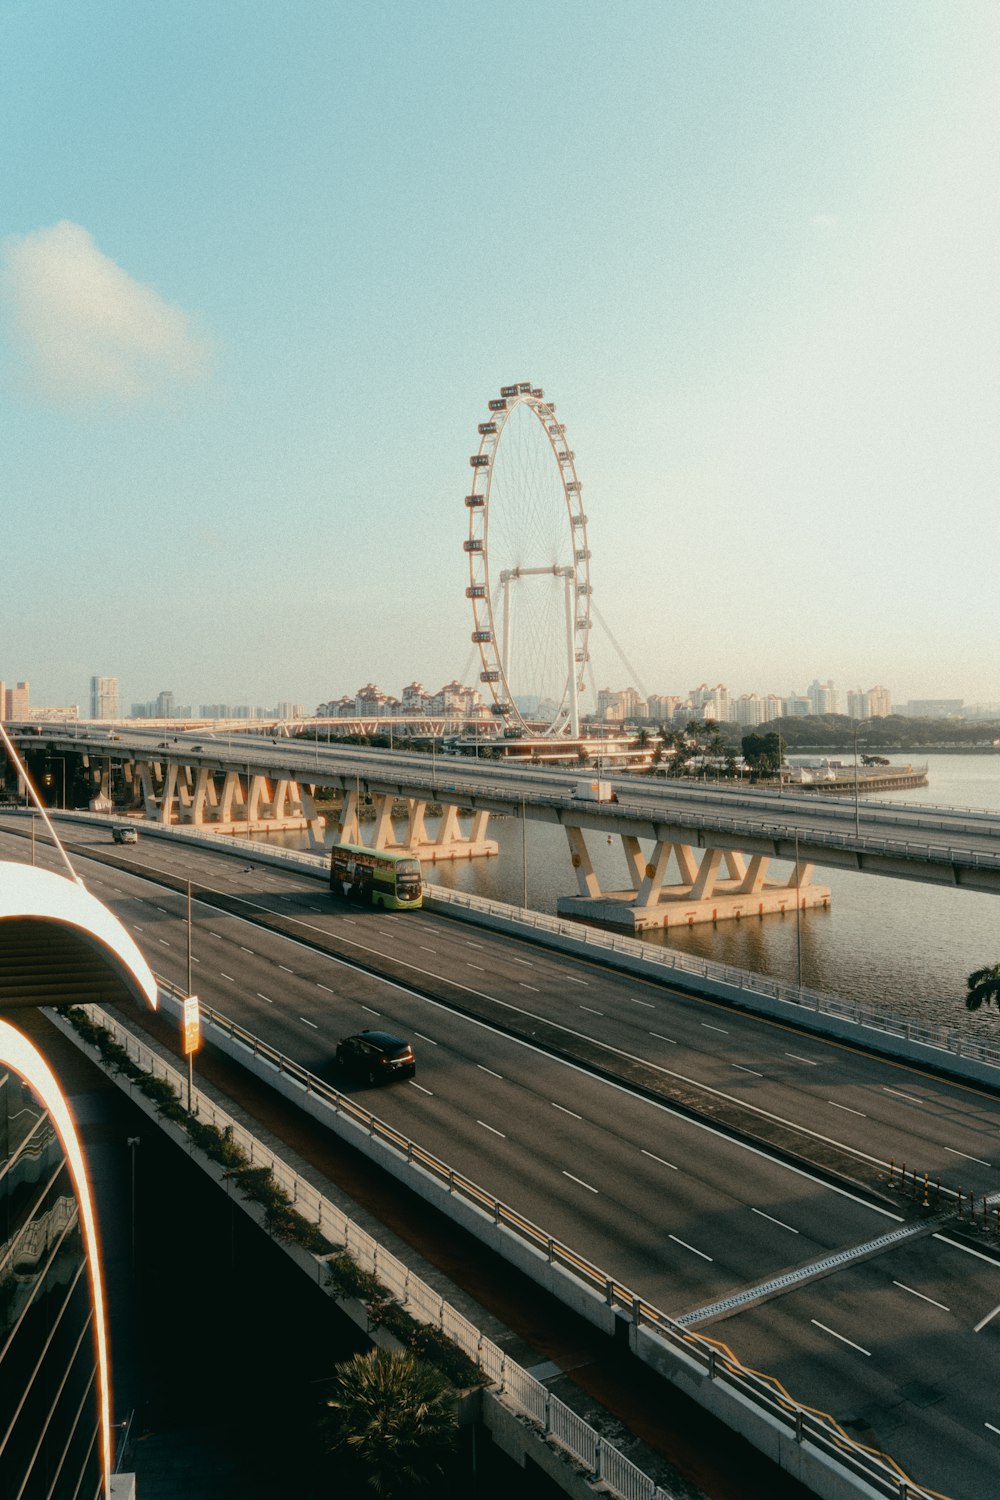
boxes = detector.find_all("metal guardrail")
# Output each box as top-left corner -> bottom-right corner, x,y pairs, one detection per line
67,1002 -> 678,1500
137,983 -> 944,1500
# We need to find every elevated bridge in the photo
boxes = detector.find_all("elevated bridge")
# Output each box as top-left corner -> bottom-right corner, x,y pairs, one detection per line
8,724 -> 1000,930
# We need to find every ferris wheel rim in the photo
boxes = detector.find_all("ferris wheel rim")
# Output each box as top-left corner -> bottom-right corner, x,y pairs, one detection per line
464,384 -> 591,737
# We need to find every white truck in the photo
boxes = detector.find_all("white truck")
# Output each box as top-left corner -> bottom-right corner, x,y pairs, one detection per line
572,780 -> 617,802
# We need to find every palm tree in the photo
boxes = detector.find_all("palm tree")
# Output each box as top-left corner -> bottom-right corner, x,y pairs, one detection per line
966,965 -> 1000,1011
320,1348 -> 457,1496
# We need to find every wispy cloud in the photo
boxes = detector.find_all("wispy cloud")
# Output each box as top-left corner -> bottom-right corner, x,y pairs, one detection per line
810,212 -> 839,231
0,220 -> 211,404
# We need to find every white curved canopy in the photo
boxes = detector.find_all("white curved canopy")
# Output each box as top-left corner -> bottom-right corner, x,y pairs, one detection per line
0,862 -> 158,1011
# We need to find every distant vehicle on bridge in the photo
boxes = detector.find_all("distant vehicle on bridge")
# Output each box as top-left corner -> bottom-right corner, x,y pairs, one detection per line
329,843 -> 423,910
573,779 -> 617,803
112,826 -> 138,845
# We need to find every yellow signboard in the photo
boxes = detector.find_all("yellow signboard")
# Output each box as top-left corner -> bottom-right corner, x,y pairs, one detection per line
182,996 -> 201,1056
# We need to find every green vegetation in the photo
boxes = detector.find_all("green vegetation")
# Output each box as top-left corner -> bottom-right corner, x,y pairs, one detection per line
318,1348 -> 459,1497
741,732 -> 782,780
965,966 -> 1000,1012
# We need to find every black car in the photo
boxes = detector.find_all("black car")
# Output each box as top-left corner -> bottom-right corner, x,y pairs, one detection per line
334,1030 -> 416,1084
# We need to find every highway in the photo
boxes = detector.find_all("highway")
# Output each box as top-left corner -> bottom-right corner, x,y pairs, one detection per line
12,725 -> 1000,890
3,817 -> 1000,1496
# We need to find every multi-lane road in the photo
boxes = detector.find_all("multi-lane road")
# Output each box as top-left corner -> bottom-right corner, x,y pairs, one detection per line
3,815 -> 999,1497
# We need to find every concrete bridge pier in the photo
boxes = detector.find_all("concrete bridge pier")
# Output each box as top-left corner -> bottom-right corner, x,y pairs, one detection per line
558,827 -> 830,933
330,790 -> 498,862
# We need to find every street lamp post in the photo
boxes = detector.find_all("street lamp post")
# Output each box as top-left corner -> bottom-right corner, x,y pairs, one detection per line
853,720 -> 872,839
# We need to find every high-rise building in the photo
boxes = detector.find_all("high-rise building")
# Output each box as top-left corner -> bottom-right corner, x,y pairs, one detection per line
734,694 -> 769,727
4,682 -> 29,720
90,675 -> 119,719
155,690 -> 175,718
807,679 -> 838,716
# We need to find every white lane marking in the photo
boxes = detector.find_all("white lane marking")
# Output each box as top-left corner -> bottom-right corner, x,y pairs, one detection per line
786,1052 -> 818,1066
308,906 -> 323,912
563,1171 -> 598,1193
133,925 -> 143,932
566,976 -> 589,986
975,1300 -> 1000,1333
155,906 -> 168,914
478,1120 -> 505,1137
317,983 -> 334,993
752,1207 -> 799,1234
629,997 -> 654,1008
986,1422 -> 1000,1436
893,1281 -> 950,1313
580,1005 -> 604,1016
478,1065 -> 503,1080
409,1081 -> 433,1095
828,1101 -> 867,1117
220,972 -> 234,981
669,1234 -> 712,1262
191,956 -> 200,964
882,1087 -> 924,1105
361,1005 -> 380,1016
466,941 -> 485,949
811,1320 -> 870,1357
650,1032 -> 677,1044
240,946 -> 254,954
420,946 -> 437,953
520,983 -> 539,992
413,1032 -> 437,1044
300,1017 -> 318,1029
945,1146 -> 991,1166
468,964 -> 486,972
552,1102 -> 582,1120
256,993 -> 273,1004
158,939 -> 171,947
511,957 -> 534,966
733,1064 -> 762,1076
279,964 -> 294,973
641,1149 -> 677,1171
210,932 -> 223,939
702,1023 -> 728,1034
342,918 -> 357,925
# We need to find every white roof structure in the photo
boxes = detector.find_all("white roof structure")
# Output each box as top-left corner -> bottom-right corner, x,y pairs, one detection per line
0,862 -> 158,1011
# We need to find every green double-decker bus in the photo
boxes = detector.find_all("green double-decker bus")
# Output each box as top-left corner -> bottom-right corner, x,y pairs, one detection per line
329,843 -> 423,910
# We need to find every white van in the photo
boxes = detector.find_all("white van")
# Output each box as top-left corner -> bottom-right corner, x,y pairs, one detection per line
112,826 -> 138,845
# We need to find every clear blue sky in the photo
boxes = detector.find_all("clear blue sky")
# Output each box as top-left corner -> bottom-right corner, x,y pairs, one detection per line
2,0 -> 997,713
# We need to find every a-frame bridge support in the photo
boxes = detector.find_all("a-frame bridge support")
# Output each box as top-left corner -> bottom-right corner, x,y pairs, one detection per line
558,828 -> 830,931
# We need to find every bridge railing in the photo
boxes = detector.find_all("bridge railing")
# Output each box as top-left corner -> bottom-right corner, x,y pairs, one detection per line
130,984 -> 942,1500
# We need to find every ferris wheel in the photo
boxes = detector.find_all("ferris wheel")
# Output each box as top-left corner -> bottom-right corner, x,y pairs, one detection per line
464,382 -> 592,738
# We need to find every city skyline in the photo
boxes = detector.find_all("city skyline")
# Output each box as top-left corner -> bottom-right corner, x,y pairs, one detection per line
2,4 -> 998,708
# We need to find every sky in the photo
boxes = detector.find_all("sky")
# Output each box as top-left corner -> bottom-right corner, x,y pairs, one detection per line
1,0 -> 998,716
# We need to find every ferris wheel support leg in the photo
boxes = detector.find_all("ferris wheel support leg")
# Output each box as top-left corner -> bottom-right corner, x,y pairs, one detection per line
565,826 -> 602,899
564,574 -> 580,739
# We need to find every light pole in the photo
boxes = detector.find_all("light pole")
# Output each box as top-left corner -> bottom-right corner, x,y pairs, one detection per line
521,794 -> 528,910
853,719 -> 872,839
794,829 -> 802,989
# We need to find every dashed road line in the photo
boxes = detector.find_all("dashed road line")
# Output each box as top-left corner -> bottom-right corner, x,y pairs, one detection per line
256,993 -> 273,1004
893,1281 -> 949,1312
733,1064 -> 763,1076
828,1101 -> 867,1117
478,1120 -> 505,1138
220,972 -> 235,981
752,1207 -> 799,1233
669,1234 -> 712,1262
300,1017 -> 318,1029
702,1023 -> 728,1034
563,1171 -> 598,1193
811,1320 -> 870,1357
580,1005 -> 603,1016
552,1102 -> 582,1120
945,1146 -> 991,1166
642,1149 -> 677,1171
478,1065 -> 503,1080
786,1052 -> 818,1066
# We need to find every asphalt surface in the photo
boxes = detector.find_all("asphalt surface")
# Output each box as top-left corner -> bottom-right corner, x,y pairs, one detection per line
4,816 -> 1000,1497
